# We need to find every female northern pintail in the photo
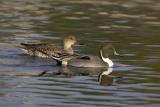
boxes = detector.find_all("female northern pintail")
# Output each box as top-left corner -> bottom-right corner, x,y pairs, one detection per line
17,35 -> 77,58
50,44 -> 119,68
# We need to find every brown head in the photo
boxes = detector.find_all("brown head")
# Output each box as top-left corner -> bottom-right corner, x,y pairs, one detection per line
63,35 -> 77,49
100,44 -> 119,58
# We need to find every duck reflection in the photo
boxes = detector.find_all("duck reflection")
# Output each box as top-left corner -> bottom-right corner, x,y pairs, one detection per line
38,67 -> 120,86
98,68 -> 113,86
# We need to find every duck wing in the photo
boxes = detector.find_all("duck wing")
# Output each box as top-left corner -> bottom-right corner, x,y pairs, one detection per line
17,43 -> 64,57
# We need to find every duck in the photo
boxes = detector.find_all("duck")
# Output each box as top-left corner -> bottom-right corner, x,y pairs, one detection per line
49,44 -> 119,68
17,35 -> 77,58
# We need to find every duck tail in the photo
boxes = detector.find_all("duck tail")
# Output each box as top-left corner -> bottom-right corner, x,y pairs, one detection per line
15,43 -> 26,49
20,43 -> 28,46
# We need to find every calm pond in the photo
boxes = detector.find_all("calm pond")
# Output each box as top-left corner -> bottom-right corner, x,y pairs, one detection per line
0,0 -> 160,107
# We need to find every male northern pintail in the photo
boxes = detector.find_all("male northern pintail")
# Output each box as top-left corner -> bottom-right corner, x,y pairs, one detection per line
50,44 -> 119,68
17,35 -> 77,58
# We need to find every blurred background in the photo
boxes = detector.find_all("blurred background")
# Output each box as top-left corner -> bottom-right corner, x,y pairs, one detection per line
0,0 -> 160,107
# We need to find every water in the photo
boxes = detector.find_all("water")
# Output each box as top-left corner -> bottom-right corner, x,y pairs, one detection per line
0,0 -> 160,107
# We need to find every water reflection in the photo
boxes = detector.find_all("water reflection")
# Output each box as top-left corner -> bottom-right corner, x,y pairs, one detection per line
38,66 -> 121,86
98,68 -> 113,86
0,0 -> 160,107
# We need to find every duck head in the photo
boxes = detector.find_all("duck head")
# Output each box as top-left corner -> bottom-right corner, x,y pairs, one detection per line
63,35 -> 77,49
100,44 -> 119,67
63,35 -> 77,54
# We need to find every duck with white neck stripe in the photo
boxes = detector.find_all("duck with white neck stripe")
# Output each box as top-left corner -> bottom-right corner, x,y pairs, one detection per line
48,44 -> 119,69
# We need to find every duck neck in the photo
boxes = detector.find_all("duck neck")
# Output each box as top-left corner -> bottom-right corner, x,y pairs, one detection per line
64,42 -> 71,50
64,43 -> 73,54
101,68 -> 113,75
100,50 -> 113,67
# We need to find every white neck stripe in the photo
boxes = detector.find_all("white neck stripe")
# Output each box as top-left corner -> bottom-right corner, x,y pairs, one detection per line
100,50 -> 113,67
102,68 -> 113,75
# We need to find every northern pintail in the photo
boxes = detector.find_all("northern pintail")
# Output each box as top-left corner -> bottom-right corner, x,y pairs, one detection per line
50,44 -> 119,68
17,35 -> 77,58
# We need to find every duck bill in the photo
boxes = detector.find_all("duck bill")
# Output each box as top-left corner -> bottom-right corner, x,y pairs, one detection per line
75,41 -> 85,46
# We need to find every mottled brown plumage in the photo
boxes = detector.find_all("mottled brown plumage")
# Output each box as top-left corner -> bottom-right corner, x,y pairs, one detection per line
17,35 -> 76,58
